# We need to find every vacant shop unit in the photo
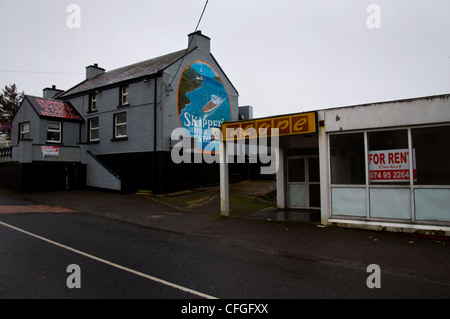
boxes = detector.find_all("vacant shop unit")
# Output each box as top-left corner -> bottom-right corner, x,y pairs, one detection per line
220,94 -> 450,235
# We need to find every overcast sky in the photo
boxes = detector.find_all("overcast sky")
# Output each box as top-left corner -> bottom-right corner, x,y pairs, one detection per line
0,0 -> 449,118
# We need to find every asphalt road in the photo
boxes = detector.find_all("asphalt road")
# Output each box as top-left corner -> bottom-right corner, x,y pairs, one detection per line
0,190 -> 449,306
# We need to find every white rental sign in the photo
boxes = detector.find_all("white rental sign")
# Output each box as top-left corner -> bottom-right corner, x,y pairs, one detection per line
368,149 -> 416,182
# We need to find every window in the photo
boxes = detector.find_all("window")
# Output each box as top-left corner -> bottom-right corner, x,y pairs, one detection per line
368,129 -> 409,185
90,93 -> 97,112
412,125 -> 450,185
19,122 -> 30,140
47,121 -> 61,143
114,112 -> 127,139
330,133 -> 365,185
119,85 -> 129,106
89,118 -> 99,142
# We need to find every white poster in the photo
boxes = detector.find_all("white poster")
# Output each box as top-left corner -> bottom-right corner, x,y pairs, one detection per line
368,149 -> 416,182
42,146 -> 59,158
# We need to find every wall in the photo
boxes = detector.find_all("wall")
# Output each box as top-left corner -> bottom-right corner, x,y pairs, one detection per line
11,100 -> 41,146
72,80 -> 156,155
325,95 -> 450,132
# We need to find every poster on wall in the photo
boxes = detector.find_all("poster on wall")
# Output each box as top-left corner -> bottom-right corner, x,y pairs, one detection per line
177,60 -> 232,153
368,149 -> 417,182
42,146 -> 59,158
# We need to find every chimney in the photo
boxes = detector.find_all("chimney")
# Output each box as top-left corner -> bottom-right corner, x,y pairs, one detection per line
43,85 -> 64,99
187,30 -> 210,52
86,63 -> 105,80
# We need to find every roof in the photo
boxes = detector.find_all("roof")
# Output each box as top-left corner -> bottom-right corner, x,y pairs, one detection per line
58,48 -> 196,98
24,95 -> 84,122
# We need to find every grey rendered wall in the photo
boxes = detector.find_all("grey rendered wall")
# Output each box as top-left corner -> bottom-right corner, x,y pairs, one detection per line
71,80 -> 156,156
85,151 -> 121,191
11,100 -> 41,146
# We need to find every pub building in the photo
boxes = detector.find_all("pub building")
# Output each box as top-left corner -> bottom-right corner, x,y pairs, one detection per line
220,94 -> 450,235
3,32 -> 241,193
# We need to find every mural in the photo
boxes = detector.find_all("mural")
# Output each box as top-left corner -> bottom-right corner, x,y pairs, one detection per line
177,60 -> 232,152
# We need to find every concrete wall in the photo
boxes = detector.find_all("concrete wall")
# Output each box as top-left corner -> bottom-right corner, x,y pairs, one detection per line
85,151 -> 121,191
324,95 -> 450,133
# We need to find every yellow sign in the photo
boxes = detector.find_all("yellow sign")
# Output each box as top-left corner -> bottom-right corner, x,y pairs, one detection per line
222,112 -> 316,141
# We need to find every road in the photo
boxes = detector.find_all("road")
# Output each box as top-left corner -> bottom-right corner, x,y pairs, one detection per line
0,190 -> 449,306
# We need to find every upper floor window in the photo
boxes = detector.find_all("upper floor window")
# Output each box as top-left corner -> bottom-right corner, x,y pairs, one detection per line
47,121 -> 61,143
19,122 -> 30,140
119,85 -> 129,106
89,118 -> 99,142
114,112 -> 127,139
89,92 -> 97,112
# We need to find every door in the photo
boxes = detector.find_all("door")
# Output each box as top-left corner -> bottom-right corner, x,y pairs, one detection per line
287,156 -> 320,208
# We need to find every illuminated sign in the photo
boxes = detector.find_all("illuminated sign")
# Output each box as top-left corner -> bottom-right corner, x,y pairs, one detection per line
222,112 -> 316,141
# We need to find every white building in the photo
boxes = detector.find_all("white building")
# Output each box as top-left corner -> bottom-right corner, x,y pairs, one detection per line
220,94 -> 450,235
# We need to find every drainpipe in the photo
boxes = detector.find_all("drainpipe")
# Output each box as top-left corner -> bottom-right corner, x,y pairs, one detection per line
154,76 -> 158,155
153,77 -> 158,192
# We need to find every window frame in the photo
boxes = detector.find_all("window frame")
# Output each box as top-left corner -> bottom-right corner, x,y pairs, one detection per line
328,123 -> 450,225
119,85 -> 129,106
46,121 -> 62,144
19,122 -> 30,140
89,92 -> 98,112
113,112 -> 127,139
88,117 -> 100,142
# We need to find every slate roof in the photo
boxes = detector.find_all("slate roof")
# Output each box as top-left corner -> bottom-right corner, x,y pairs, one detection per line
58,48 -> 195,98
24,95 -> 84,122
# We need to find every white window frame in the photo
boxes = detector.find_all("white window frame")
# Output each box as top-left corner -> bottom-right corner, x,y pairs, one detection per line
120,85 -> 129,106
114,112 -> 127,139
328,123 -> 450,225
89,118 -> 99,142
91,93 -> 97,111
47,121 -> 61,143
19,122 -> 30,140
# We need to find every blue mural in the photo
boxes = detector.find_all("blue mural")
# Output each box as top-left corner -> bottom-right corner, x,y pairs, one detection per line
177,61 -> 232,152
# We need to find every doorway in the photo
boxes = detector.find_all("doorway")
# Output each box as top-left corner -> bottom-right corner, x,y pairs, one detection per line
287,156 -> 320,209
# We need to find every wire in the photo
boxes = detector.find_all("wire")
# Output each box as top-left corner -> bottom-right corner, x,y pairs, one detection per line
0,69 -> 83,75
169,0 -> 210,87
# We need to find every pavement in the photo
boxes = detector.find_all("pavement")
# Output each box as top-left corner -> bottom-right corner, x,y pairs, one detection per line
2,181 -> 450,290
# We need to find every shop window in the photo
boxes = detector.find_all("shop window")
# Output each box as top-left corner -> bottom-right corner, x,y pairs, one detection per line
19,122 -> 30,140
47,121 -> 61,143
330,133 -> 365,184
368,129 -> 409,185
411,125 -> 450,185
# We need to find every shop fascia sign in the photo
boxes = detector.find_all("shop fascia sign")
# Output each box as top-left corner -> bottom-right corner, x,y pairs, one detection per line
221,112 -> 317,141
368,148 -> 417,182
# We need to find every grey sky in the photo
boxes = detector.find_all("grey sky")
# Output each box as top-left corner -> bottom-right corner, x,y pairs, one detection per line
0,0 -> 449,118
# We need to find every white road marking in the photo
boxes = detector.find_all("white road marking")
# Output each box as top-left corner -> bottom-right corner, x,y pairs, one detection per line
0,220 -> 217,299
